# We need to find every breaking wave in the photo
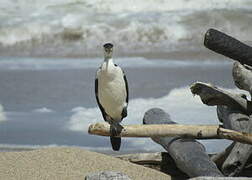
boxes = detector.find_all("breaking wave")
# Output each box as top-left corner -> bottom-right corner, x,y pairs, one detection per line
0,0 -> 252,57
67,87 -> 221,133
68,86 -> 250,133
67,86 -> 242,152
32,107 -> 54,113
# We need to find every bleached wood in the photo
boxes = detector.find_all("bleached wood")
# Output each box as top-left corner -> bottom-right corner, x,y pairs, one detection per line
217,105 -> 252,176
232,61 -> 252,95
88,122 -> 252,145
143,108 -> 223,178
190,82 -> 252,114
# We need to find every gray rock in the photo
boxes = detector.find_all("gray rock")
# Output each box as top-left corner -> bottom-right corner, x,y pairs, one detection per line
190,177 -> 252,180
85,171 -> 131,180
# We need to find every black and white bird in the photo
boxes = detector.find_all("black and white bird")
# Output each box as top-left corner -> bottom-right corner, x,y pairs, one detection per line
95,43 -> 128,151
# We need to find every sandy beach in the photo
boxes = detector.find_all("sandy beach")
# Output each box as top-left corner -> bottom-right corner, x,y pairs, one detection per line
0,147 -> 170,180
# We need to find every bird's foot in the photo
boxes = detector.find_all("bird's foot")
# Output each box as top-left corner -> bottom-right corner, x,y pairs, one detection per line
110,123 -> 123,136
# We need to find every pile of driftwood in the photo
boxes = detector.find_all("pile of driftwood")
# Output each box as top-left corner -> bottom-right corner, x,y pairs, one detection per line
191,28 -> 252,177
89,29 -> 252,179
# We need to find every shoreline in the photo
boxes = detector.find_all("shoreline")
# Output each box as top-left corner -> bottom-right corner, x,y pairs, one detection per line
0,49 -> 229,61
0,144 -> 162,155
2,146 -> 251,179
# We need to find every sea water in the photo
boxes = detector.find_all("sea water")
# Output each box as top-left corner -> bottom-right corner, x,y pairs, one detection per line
0,0 -> 251,153
0,57 -> 240,153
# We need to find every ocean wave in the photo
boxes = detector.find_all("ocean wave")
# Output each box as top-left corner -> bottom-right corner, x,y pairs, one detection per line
0,141 -> 231,153
67,86 -> 244,152
0,144 -> 60,151
0,143 -> 163,153
32,107 -> 54,113
0,0 -> 251,57
67,106 -> 100,132
67,87 -> 220,133
0,144 -> 110,152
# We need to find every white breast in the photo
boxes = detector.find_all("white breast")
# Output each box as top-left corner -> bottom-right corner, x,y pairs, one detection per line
97,60 -> 127,121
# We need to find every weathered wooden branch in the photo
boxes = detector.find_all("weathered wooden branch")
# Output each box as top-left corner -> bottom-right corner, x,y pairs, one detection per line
88,122 -> 252,145
143,108 -> 223,177
204,28 -> 252,66
217,105 -> 250,131
210,142 -> 235,168
232,62 -> 252,95
117,152 -> 188,178
116,151 -> 252,178
117,152 -> 162,164
89,122 -> 220,139
190,82 -> 252,114
189,28 -> 252,177
217,105 -> 252,176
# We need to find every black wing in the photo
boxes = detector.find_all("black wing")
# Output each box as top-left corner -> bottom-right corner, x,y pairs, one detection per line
121,69 -> 129,118
95,76 -> 108,121
123,70 -> 129,103
115,64 -> 129,104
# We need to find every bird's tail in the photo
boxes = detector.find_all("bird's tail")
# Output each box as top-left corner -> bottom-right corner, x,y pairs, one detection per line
110,136 -> 121,151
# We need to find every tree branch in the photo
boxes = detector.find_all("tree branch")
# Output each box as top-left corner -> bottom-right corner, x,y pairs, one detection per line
88,122 -> 252,145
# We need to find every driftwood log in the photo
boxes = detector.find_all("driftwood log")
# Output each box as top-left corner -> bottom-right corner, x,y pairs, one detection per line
117,151 -> 252,178
210,142 -> 235,169
88,122 -> 252,145
232,62 -> 252,95
190,81 -> 252,176
204,28 -> 252,66
143,108 -> 223,177
116,152 -> 188,178
190,82 -> 252,114
217,106 -> 252,176
191,29 -> 252,176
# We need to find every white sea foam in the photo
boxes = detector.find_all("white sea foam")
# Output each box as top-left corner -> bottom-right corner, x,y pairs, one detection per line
0,144 -> 104,152
67,86 -> 247,152
0,143 -> 59,151
67,86 -> 241,132
0,143 -> 157,153
32,107 -> 54,113
0,0 -> 251,56
68,107 -> 100,132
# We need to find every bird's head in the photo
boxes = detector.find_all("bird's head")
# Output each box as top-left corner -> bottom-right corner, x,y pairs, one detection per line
103,43 -> 113,59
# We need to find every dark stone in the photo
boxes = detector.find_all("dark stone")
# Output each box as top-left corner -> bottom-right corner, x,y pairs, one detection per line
143,108 -> 223,178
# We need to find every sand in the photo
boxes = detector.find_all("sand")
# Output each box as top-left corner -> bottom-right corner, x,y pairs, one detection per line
0,147 -> 170,180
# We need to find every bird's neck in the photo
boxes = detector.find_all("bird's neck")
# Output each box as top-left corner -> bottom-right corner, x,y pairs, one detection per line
104,56 -> 113,62
104,57 -> 114,70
